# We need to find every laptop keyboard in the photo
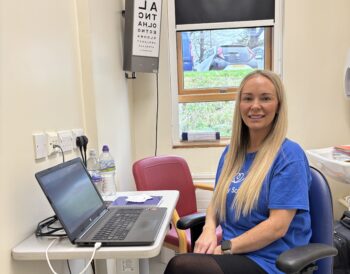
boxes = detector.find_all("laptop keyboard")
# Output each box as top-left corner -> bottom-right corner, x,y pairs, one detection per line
92,208 -> 143,241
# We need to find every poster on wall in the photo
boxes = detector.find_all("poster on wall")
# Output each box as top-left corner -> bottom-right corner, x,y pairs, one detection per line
132,0 -> 162,58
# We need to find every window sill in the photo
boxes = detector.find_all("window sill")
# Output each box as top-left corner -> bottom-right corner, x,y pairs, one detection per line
172,138 -> 230,149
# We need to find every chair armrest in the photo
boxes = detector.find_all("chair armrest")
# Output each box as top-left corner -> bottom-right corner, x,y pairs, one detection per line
194,182 -> 214,191
276,243 -> 338,274
177,212 -> 206,252
177,212 -> 206,230
171,209 -> 188,253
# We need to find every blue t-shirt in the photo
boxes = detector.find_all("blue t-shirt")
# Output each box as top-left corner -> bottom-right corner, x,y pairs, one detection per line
215,139 -> 312,274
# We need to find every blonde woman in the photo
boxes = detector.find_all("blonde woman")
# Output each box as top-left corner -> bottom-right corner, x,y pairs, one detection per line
164,70 -> 311,274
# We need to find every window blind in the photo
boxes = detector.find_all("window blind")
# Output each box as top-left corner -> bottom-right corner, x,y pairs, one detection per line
175,0 -> 275,25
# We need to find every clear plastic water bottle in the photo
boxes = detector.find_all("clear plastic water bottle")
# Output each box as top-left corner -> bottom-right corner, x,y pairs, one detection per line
86,149 -> 103,195
99,145 -> 117,197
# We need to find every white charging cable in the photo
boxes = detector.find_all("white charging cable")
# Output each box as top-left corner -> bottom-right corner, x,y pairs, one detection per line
45,238 -> 102,274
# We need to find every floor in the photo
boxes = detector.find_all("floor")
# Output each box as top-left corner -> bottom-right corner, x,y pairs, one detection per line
149,247 -> 175,274
149,258 -> 167,274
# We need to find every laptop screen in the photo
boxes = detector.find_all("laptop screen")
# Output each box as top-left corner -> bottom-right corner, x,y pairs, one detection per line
36,158 -> 106,241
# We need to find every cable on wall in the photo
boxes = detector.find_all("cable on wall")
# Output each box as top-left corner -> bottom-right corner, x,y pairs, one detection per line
53,144 -> 65,163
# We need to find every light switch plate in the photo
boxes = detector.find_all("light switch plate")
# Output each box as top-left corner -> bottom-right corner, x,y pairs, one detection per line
33,133 -> 48,159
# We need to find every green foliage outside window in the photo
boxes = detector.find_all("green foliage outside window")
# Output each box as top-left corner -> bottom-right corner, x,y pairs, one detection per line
179,101 -> 235,137
179,68 -> 253,138
184,68 -> 253,89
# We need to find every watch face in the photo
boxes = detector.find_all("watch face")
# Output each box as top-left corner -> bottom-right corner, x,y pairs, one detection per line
221,240 -> 231,251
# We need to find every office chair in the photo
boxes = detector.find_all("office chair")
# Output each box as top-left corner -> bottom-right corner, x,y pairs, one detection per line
132,155 -> 222,253
177,167 -> 338,273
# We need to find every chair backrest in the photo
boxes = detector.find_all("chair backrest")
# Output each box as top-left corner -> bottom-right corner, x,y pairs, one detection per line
132,156 -> 198,217
309,167 -> 334,274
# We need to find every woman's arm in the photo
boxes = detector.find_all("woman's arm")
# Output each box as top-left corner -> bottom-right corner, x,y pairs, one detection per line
194,202 -> 219,254
194,146 -> 228,254
214,209 -> 296,254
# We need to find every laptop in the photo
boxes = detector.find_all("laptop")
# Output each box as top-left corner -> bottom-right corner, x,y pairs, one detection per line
35,158 -> 167,247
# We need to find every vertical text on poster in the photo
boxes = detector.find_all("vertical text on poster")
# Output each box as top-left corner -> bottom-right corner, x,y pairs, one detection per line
132,0 -> 162,57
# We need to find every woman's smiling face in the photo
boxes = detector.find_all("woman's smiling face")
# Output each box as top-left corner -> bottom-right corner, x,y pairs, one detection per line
239,75 -> 279,137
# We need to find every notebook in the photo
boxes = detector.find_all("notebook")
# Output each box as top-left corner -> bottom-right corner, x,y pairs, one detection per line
35,158 -> 167,247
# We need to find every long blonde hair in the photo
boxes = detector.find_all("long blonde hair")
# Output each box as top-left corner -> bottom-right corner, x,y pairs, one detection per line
212,70 -> 288,221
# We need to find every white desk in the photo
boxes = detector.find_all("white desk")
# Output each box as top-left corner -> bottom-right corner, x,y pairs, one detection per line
12,190 -> 179,274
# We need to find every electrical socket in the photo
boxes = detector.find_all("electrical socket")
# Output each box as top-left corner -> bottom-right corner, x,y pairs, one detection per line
46,131 -> 58,155
57,130 -> 73,152
71,128 -> 84,149
117,258 -> 139,273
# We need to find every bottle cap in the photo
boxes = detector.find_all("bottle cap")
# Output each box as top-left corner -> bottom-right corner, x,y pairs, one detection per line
89,149 -> 97,157
102,145 -> 109,152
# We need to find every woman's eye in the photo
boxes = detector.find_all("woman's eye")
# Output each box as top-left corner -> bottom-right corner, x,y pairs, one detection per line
262,96 -> 272,101
242,97 -> 252,101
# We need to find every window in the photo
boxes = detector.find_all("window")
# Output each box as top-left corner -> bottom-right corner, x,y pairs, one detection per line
177,27 -> 272,103
168,0 -> 283,145
177,27 -> 272,139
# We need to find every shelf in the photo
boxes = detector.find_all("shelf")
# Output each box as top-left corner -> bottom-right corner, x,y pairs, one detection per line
306,147 -> 350,184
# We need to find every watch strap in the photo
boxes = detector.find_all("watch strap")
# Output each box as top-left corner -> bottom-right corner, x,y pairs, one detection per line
221,240 -> 232,254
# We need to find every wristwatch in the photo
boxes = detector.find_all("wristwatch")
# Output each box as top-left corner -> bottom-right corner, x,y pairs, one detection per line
221,240 -> 232,254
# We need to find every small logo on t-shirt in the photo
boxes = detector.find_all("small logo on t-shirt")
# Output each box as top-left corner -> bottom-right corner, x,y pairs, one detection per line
232,172 -> 245,184
227,172 -> 246,194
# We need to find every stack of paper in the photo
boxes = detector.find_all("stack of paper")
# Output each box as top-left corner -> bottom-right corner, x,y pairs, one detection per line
111,195 -> 163,206
334,145 -> 350,156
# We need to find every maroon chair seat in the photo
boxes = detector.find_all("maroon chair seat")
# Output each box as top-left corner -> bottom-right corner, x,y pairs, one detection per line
132,155 -> 222,253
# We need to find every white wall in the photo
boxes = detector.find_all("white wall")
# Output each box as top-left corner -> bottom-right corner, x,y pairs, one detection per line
78,0 -> 134,191
133,0 -> 350,218
0,0 -> 133,273
283,0 -> 350,218
1,1 -> 85,273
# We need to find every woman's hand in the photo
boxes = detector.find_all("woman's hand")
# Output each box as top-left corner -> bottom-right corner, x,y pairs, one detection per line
213,245 -> 223,255
193,226 -> 218,254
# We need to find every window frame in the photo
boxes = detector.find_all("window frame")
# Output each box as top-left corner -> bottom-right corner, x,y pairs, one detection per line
176,28 -> 273,103
168,0 -> 284,147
